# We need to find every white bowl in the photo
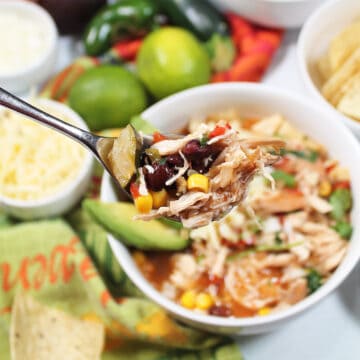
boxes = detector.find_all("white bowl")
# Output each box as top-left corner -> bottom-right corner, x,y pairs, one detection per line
209,0 -> 325,28
0,99 -> 93,220
0,0 -> 58,93
101,83 -> 360,335
298,0 -> 360,138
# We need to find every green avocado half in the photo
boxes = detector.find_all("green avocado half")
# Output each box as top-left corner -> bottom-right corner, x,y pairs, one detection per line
83,200 -> 189,251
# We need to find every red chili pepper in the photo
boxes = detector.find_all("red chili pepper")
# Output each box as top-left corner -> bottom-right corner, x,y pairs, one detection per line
130,183 -> 140,198
153,132 -> 167,143
333,181 -> 350,190
211,13 -> 283,83
209,125 -> 227,139
110,38 -> 143,62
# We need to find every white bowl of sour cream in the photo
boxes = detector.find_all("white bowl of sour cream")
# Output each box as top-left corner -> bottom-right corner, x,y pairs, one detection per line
0,0 -> 58,93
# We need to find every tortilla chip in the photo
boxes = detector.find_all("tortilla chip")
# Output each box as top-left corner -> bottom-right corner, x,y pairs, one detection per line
330,71 -> 360,106
316,53 -> 333,83
337,77 -> 360,121
321,47 -> 360,101
329,21 -> 360,72
10,293 -> 104,360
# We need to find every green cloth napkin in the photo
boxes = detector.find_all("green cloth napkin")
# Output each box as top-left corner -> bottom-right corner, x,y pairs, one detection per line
0,175 -> 242,359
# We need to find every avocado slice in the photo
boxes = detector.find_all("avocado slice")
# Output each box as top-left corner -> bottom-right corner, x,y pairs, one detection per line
83,200 -> 189,250
130,115 -> 157,135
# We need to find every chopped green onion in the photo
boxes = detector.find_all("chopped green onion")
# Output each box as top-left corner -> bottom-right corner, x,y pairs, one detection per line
200,134 -> 209,147
286,149 -> 319,162
333,221 -> 352,240
158,157 -> 167,165
227,241 -> 303,262
158,217 -> 183,229
306,269 -> 322,294
271,170 -> 296,188
275,231 -> 283,245
145,148 -> 161,162
329,188 -> 352,221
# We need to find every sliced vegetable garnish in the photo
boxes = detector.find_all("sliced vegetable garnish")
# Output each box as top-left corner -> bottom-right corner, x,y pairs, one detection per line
271,170 -> 296,188
108,125 -> 139,188
333,221 -> 353,240
329,188 -> 352,220
306,269 -> 322,294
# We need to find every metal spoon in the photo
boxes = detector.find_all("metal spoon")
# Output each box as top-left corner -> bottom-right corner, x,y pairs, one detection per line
0,86 -> 143,200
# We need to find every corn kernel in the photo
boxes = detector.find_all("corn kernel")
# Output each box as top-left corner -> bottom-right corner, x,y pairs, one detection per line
257,307 -> 271,316
187,174 -> 209,193
134,194 -> 153,213
319,180 -> 332,197
133,251 -> 146,265
195,292 -> 214,310
180,290 -> 197,309
150,189 -> 168,209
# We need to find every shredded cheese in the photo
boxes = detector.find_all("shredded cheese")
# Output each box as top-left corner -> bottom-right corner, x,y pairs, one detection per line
0,103 -> 86,201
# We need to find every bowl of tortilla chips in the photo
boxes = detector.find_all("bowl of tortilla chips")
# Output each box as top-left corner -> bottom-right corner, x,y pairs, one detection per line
298,0 -> 360,137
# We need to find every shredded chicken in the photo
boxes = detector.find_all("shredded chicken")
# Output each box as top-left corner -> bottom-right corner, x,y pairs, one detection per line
136,127 -> 284,228
134,111 -> 352,318
170,254 -> 198,289
252,189 -> 307,213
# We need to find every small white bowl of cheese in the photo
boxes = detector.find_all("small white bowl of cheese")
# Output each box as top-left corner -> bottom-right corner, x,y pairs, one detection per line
0,0 -> 58,93
0,99 -> 94,220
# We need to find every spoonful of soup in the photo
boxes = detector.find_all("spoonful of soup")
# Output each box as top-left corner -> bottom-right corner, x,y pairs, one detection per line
127,123 -> 285,228
0,87 -> 284,228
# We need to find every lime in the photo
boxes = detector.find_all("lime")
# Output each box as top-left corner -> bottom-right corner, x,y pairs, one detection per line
69,65 -> 147,131
136,27 -> 211,100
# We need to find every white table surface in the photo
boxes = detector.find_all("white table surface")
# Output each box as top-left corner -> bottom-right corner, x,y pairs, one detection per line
56,31 -> 360,360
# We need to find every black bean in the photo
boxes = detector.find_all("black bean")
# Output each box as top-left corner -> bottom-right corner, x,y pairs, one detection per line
182,140 -> 205,161
144,163 -> 174,192
209,305 -> 232,317
166,154 -> 184,167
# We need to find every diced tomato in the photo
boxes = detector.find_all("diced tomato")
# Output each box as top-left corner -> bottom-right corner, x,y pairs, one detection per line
208,274 -> 223,287
225,122 -> 232,129
278,214 -> 286,225
273,156 -> 294,172
284,188 -> 303,196
333,181 -> 350,190
153,131 -> 167,143
209,125 -> 227,138
325,163 -> 337,174
221,238 -> 248,250
130,182 -> 140,198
